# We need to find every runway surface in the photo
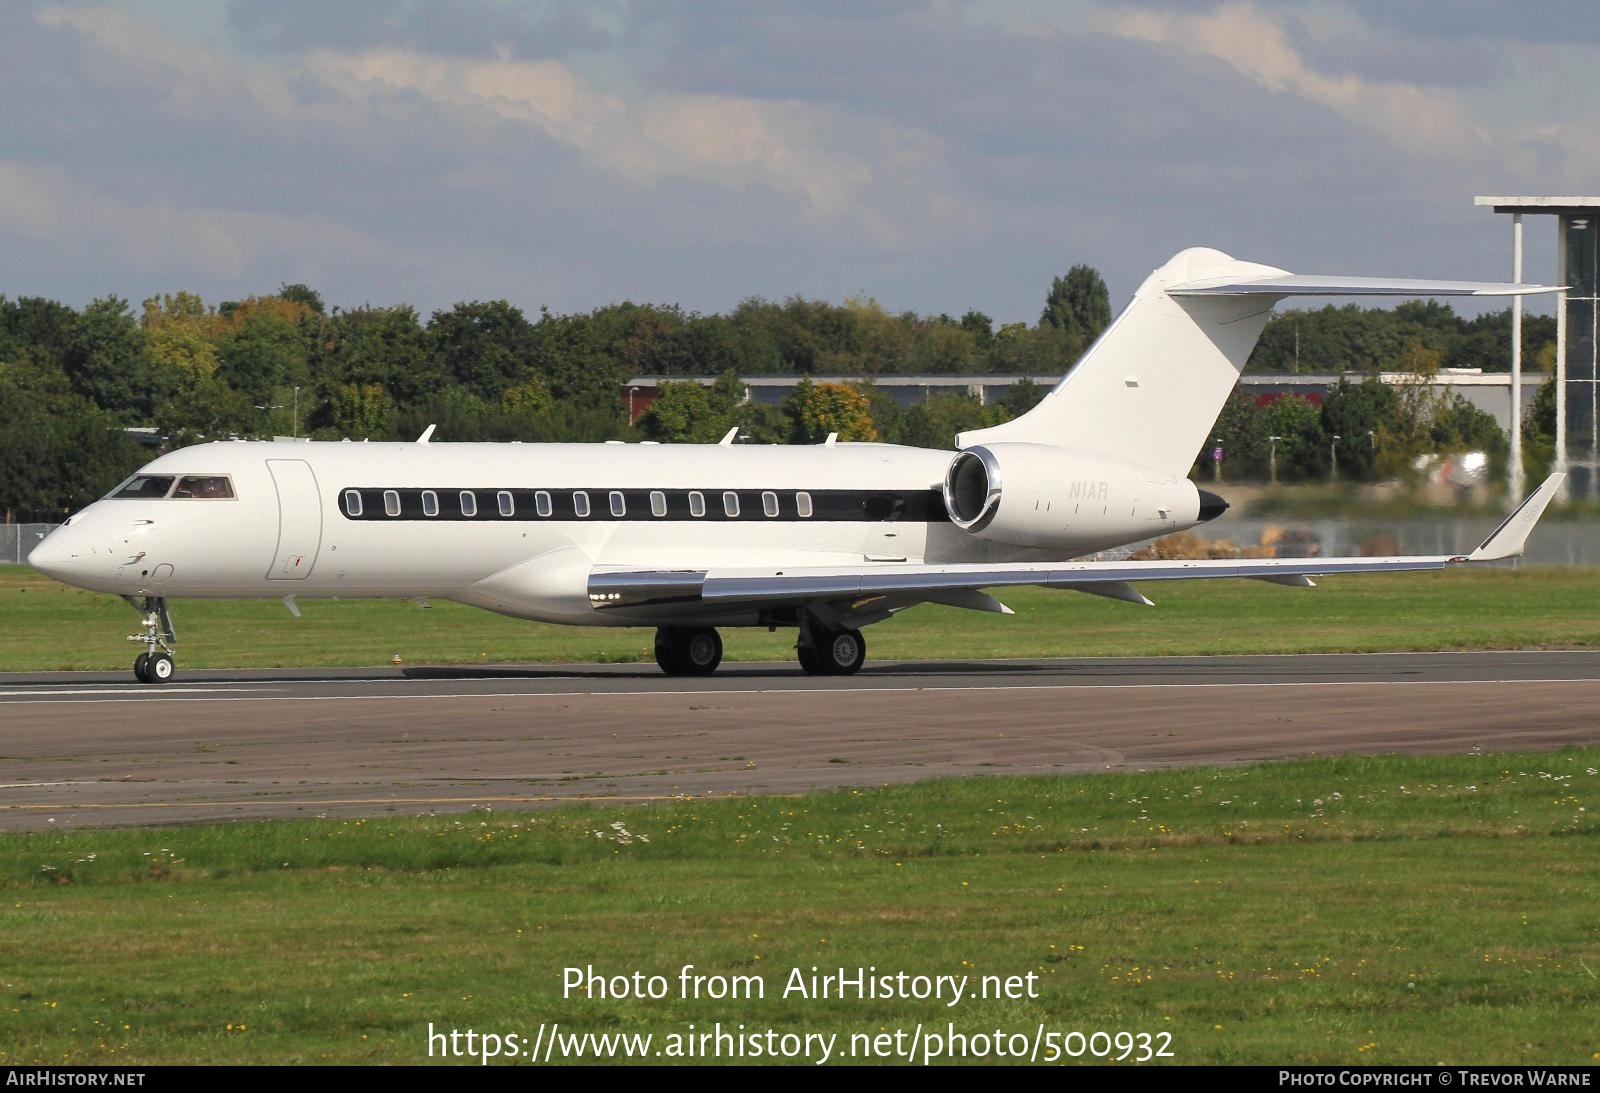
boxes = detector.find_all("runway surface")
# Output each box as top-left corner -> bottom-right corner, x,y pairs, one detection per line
1,650 -> 1596,829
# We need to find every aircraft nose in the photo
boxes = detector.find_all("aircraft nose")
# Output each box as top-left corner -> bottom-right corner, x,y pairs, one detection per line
28,529 -> 81,579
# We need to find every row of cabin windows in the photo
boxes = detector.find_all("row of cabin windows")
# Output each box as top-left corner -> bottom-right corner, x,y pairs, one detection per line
346,489 -> 815,520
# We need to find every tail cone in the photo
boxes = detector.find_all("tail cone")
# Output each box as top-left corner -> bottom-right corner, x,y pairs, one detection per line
1197,489 -> 1229,522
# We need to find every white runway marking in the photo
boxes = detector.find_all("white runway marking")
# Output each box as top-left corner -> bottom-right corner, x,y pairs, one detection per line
0,781 -> 93,789
0,687 -> 260,697
0,677 -> 1596,705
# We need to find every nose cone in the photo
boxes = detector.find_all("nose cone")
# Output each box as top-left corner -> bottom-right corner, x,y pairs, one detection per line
28,528 -> 81,580
1197,489 -> 1229,523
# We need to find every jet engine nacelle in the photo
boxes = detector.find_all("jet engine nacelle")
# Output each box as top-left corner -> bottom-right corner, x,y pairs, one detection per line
941,442 -> 1222,550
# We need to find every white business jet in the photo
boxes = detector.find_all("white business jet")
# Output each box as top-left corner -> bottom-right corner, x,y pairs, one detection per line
28,248 -> 1562,683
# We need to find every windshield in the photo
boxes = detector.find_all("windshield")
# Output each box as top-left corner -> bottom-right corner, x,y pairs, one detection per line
110,475 -> 175,500
172,475 -> 235,499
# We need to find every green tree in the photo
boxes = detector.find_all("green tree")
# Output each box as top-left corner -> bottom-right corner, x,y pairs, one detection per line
898,391 -> 1004,450
1040,264 -> 1110,345
426,300 -> 537,402
1263,395 -> 1326,481
638,381 -> 726,443
1000,377 -> 1047,418
1522,376 -> 1557,479
785,379 -> 877,442
142,292 -> 220,379
215,296 -> 315,410
1322,376 -> 1401,480
329,383 -> 396,439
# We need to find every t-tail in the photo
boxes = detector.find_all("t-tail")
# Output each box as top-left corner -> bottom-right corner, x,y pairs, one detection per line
959,247 -> 1556,476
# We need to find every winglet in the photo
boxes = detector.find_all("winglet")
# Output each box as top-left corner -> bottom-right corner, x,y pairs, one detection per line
1467,473 -> 1565,561
417,424 -> 437,444
718,426 -> 740,446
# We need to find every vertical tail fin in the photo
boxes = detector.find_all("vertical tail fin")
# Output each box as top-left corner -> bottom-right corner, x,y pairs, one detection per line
959,247 -> 1556,476
959,248 -> 1286,476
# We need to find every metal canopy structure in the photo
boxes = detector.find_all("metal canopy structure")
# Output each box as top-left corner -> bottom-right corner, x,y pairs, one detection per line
1476,196 -> 1600,500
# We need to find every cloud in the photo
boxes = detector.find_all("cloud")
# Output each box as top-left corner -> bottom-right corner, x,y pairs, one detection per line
2,0 -> 1589,324
0,160 -> 379,289
307,47 -> 908,221
1097,2 -> 1491,162
226,0 -> 617,58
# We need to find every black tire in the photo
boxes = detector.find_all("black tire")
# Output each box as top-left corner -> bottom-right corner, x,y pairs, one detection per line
680,628 -> 722,676
653,628 -> 680,675
147,653 -> 175,684
133,654 -> 150,684
797,644 -> 825,675
655,627 -> 723,676
820,629 -> 866,675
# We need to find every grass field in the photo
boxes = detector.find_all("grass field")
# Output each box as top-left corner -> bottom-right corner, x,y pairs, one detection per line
2,748 -> 1596,1065
2,564 -> 1597,672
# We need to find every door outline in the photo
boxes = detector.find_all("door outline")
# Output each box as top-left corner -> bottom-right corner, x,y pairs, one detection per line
265,458 -> 323,580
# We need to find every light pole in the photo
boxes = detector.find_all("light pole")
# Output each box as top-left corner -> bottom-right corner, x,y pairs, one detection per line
1268,435 -> 1282,484
1330,434 -> 1342,481
292,386 -> 301,439
1213,435 -> 1224,482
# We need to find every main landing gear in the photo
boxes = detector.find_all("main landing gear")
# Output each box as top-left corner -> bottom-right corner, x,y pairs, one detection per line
650,622 -> 869,677
126,596 -> 177,685
797,624 -> 866,677
654,626 -> 723,676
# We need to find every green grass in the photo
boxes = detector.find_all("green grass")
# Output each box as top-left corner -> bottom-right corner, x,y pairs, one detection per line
3,565 -> 1598,671
3,749 -> 1598,1065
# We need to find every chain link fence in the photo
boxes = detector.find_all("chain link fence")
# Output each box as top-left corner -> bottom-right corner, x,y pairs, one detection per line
1,524 -> 57,566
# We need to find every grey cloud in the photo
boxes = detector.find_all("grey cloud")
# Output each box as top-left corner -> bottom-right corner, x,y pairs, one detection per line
0,1 -> 1573,327
226,0 -> 617,58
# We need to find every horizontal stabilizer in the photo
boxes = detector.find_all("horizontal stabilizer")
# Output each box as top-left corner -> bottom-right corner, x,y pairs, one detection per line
1169,274 -> 1557,298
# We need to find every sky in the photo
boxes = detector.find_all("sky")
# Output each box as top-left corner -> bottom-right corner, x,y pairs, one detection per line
1,0 -> 1593,323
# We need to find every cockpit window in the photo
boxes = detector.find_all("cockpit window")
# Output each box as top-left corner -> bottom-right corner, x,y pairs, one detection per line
172,475 -> 235,500
110,475 -> 175,500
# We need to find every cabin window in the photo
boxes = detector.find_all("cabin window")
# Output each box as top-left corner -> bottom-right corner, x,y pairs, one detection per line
535,491 -> 552,517
497,490 -> 514,517
459,491 -> 477,517
650,490 -> 667,517
762,491 -> 779,518
173,475 -> 235,499
689,491 -> 706,518
383,490 -> 401,517
722,491 -> 740,518
344,490 -> 363,517
110,475 -> 174,500
574,491 -> 591,518
609,490 -> 626,517
796,491 -> 813,518
421,490 -> 439,517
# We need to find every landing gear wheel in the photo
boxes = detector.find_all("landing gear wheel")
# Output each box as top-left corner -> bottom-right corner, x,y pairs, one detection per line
653,627 -> 723,676
127,596 -> 176,686
798,627 -> 867,676
653,632 -> 678,674
820,629 -> 866,676
797,644 -> 824,676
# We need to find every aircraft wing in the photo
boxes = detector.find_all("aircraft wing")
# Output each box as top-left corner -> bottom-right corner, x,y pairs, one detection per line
588,474 -> 1563,618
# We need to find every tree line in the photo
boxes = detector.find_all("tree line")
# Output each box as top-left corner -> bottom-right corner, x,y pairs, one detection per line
0,265 -> 1557,519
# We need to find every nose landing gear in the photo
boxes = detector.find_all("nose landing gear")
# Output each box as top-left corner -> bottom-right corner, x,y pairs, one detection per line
125,596 -> 177,684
